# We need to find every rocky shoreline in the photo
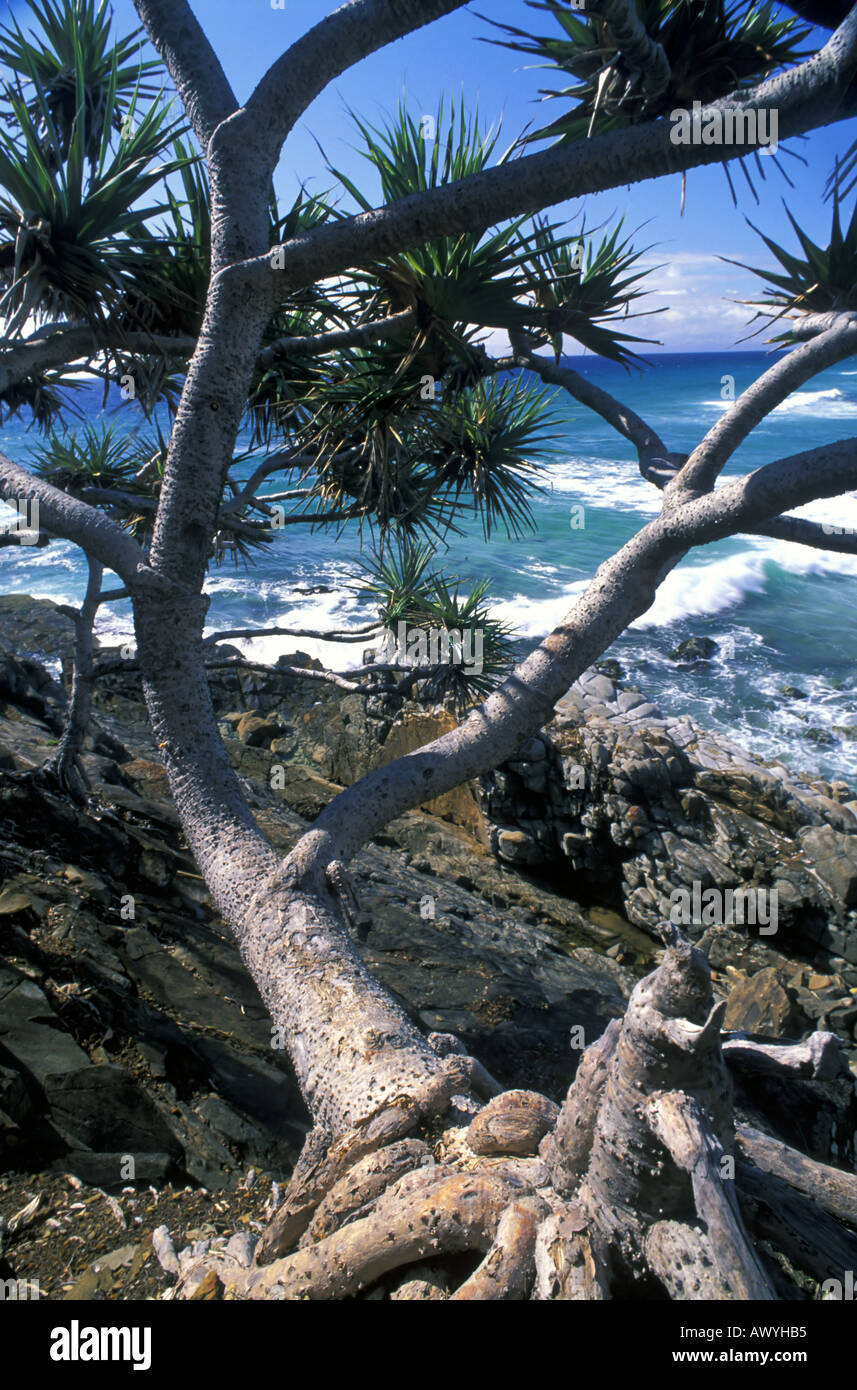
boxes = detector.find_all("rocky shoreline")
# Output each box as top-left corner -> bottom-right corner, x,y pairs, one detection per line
0,594 -> 855,1298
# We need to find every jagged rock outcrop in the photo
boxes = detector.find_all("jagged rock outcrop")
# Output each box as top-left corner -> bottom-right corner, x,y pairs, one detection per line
481,668 -> 857,991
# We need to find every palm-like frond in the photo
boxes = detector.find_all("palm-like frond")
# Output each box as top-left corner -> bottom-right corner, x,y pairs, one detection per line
415,573 -> 516,708
31,419 -> 153,535
519,215 -> 662,363
0,0 -> 161,164
422,376 -> 559,537
293,340 -> 558,539
354,535 -> 438,622
825,147 -> 857,203
483,0 -> 809,145
298,351 -> 451,535
32,419 -> 141,490
0,364 -> 82,429
0,77 -> 187,330
326,101 -> 656,370
357,539 -> 515,709
725,194 -> 857,338
330,95 -> 505,210
125,138 -> 211,341
326,100 -> 544,341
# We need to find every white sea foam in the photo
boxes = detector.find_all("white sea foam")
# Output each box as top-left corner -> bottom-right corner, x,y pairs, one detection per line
628,526 -> 857,628
203,583 -> 375,671
633,549 -> 780,629
771,387 -> 857,416
492,555 -> 768,637
494,511 -> 857,637
493,580 -> 589,638
545,456 -> 662,513
94,608 -> 135,645
700,387 -> 857,418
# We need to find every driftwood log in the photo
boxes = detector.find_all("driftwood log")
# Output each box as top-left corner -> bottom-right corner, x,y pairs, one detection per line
172,925 -> 857,1301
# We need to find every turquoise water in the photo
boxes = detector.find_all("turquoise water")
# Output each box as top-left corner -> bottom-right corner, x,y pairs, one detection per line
1,350 -> 856,781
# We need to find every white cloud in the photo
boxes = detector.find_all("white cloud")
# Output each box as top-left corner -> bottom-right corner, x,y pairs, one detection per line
632,252 -> 774,350
472,251 -> 778,358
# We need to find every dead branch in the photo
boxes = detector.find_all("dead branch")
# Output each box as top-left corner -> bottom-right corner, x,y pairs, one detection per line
736,1125 -> 857,1229
647,1090 -> 776,1299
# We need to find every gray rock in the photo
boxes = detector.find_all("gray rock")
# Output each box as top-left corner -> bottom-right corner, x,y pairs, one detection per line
577,672 -> 616,703
798,827 -> 857,906
479,681 -> 857,969
45,1065 -> 183,1156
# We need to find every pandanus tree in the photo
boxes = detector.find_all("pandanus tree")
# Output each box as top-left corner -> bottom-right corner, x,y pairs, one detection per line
2,0 -> 857,1299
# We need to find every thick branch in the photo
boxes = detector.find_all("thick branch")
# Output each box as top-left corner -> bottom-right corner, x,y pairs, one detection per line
514,351 -> 857,557
0,454 -> 160,591
450,1199 -> 544,1300
0,529 -> 49,549
244,1168 -> 518,1300
669,319 -> 857,497
132,0 -> 238,150
245,1 -> 468,155
203,658 -> 364,693
202,623 -> 380,646
290,437 -> 857,873
44,556 -> 103,796
515,348 -> 669,466
545,1019 -> 622,1197
257,310 -> 416,369
746,514 -> 857,552
0,325 -> 197,395
788,309 -> 857,339
248,12 -> 857,298
736,1158 -> 857,1287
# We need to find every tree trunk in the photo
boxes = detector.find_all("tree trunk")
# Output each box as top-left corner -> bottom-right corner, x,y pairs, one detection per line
43,556 -> 102,797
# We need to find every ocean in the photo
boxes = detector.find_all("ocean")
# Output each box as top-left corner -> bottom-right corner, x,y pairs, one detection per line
1,349 -> 856,783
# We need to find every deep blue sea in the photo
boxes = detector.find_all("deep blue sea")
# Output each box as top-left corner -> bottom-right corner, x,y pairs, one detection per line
2,350 -> 856,782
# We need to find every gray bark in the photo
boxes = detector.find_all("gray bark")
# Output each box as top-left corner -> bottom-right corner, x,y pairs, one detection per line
670,316 -> 857,497
736,1126 -> 857,1229
43,556 -> 103,796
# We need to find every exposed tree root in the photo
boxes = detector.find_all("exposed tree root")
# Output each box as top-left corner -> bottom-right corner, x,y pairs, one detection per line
173,926 -> 857,1301
302,1138 -> 433,1246
532,1206 -> 612,1300
647,1090 -> 775,1298
722,1030 -> 847,1081
466,1090 -> 559,1157
388,1263 -> 451,1300
544,1017 -> 621,1195
450,1197 -> 547,1300
644,1221 -> 734,1300
736,1159 -> 857,1287
180,1167 -> 528,1300
255,1053 -> 481,1263
40,748 -> 91,801
576,927 -> 733,1268
736,1125 -> 857,1229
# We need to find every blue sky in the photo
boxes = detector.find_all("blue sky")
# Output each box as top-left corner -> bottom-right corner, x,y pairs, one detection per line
7,0 -> 857,351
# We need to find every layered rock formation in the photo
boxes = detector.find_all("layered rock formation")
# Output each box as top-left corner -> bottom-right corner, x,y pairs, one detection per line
482,668 -> 857,998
